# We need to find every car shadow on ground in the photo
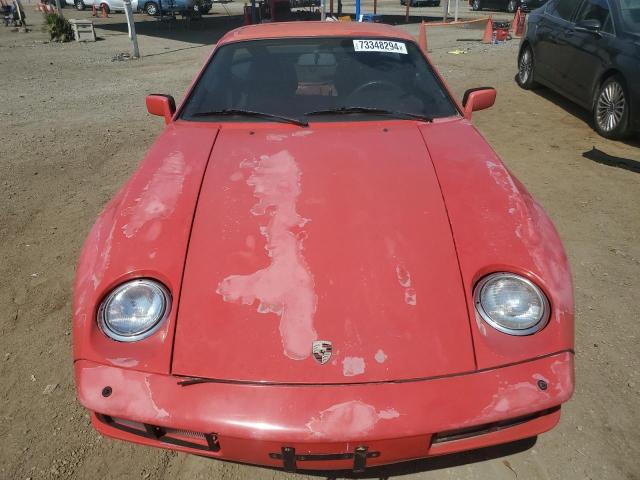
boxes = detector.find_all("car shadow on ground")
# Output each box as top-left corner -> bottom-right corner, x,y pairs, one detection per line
233,437 -> 536,479
319,437 -> 536,478
527,83 -> 640,150
582,147 -> 640,174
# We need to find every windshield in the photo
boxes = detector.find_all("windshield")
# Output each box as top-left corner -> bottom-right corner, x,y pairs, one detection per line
180,37 -> 459,123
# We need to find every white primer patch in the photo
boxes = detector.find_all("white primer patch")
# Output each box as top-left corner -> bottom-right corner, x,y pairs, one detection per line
306,400 -> 400,438
122,152 -> 186,238
87,217 -> 117,290
266,133 -> 288,142
144,376 -> 169,419
395,265 -> 411,288
292,130 -> 313,137
478,381 -> 547,421
396,264 -> 417,306
378,408 -> 400,420
342,356 -> 366,376
374,349 -> 387,364
486,160 -> 522,220
108,357 -> 139,368
486,161 -> 519,195
404,288 -> 417,306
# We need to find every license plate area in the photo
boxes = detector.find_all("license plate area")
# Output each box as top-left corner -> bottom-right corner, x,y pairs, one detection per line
269,446 -> 380,472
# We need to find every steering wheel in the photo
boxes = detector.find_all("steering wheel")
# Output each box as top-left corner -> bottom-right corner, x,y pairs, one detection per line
347,80 -> 404,101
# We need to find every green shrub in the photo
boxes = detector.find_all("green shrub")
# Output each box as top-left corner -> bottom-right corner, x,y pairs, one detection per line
44,13 -> 73,42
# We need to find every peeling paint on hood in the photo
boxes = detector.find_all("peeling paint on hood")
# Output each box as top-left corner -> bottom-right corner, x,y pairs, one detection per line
172,125 -> 476,384
216,150 -> 318,360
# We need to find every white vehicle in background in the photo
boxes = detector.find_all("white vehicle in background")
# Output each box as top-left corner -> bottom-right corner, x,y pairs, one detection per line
67,0 -> 139,13
139,0 -> 200,15
67,0 -> 205,14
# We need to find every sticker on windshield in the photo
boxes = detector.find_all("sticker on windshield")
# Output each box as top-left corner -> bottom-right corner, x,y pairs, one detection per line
353,39 -> 407,54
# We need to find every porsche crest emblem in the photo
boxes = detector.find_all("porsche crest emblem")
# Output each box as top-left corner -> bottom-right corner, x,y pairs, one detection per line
312,341 -> 332,365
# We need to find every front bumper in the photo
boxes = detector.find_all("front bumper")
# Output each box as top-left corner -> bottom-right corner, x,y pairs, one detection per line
76,351 -> 573,471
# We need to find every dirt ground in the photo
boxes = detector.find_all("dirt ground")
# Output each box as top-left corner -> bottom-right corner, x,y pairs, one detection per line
1,3 -> 639,479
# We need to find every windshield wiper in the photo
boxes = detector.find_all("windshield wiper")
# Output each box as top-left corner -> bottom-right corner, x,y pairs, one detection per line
305,107 -> 433,123
191,109 -> 308,127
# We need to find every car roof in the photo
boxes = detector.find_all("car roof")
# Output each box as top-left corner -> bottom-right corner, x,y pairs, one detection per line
218,21 -> 416,45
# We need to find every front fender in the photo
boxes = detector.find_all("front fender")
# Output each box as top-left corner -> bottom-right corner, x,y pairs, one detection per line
72,123 -> 218,374
420,120 -> 574,370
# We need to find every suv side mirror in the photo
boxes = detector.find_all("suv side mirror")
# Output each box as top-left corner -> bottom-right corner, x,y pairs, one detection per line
575,18 -> 601,34
146,94 -> 176,124
462,87 -> 496,120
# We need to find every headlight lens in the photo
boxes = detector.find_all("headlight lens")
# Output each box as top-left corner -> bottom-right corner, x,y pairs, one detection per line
474,272 -> 550,335
98,279 -> 171,342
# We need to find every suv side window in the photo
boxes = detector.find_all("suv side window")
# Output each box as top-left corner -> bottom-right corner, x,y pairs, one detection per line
575,0 -> 615,33
547,0 -> 582,20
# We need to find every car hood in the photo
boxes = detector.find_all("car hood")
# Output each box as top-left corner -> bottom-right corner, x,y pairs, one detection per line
171,122 -> 476,384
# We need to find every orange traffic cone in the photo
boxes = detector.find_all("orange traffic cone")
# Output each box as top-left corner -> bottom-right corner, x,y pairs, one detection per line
91,3 -> 97,15
418,20 -> 427,53
514,10 -> 527,36
510,7 -> 520,34
101,3 -> 108,17
482,17 -> 493,44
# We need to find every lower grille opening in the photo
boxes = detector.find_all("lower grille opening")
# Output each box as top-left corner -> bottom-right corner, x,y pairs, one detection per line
96,414 -> 220,452
432,407 -> 559,444
269,446 -> 380,473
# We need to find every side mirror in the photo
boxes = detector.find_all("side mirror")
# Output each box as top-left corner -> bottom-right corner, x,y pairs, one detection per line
575,18 -> 601,34
146,94 -> 176,124
462,87 -> 497,120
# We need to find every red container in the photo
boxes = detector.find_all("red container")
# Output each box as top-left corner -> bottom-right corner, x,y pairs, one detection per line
495,29 -> 509,41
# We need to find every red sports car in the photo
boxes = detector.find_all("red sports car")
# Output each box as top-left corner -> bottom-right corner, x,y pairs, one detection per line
73,21 -> 574,472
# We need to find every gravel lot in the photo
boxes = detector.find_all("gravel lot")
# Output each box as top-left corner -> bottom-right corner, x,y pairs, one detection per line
0,2 -> 639,479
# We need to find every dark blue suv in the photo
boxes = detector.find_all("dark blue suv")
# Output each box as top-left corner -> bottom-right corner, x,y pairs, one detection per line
517,0 -> 639,139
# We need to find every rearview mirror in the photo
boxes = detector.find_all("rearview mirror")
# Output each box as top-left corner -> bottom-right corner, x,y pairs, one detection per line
146,94 -> 176,124
462,87 -> 497,120
575,18 -> 601,34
